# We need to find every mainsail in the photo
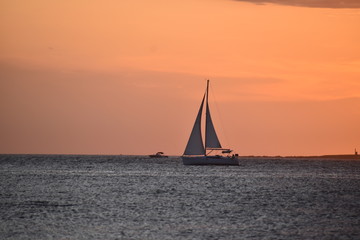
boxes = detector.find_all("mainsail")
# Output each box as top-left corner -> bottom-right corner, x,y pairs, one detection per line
205,102 -> 222,149
183,94 -> 206,155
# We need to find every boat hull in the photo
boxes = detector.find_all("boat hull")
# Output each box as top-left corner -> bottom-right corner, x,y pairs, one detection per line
182,156 -> 239,165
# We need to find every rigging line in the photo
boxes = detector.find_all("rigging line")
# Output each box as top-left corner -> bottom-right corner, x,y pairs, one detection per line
205,79 -> 210,152
209,81 -> 231,149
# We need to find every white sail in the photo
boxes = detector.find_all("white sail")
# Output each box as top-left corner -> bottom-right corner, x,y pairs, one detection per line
183,94 -> 206,155
205,102 -> 222,149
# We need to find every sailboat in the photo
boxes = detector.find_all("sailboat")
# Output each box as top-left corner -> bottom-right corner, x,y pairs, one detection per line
182,80 -> 239,165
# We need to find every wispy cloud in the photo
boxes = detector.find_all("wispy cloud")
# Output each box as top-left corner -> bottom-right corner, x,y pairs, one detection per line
233,0 -> 360,8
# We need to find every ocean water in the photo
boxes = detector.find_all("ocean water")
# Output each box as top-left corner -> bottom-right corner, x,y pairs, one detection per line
0,155 -> 360,240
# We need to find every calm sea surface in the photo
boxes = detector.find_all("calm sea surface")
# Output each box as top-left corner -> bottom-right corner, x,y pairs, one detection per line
0,154 -> 360,240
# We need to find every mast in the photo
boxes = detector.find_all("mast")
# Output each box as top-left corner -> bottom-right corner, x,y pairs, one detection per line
205,80 -> 209,156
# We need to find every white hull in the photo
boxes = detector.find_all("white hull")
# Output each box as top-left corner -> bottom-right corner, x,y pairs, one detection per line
182,156 -> 239,166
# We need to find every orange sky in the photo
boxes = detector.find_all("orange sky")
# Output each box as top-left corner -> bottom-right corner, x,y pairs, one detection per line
1,0 -> 359,155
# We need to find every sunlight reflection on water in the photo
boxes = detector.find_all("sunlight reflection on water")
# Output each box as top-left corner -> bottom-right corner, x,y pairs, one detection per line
1,155 -> 360,239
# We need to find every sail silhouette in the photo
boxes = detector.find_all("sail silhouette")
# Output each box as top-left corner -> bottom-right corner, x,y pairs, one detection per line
205,102 -> 222,149
183,94 -> 206,155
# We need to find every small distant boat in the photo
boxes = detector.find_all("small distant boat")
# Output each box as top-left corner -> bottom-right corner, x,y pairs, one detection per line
182,80 -> 239,165
149,152 -> 168,158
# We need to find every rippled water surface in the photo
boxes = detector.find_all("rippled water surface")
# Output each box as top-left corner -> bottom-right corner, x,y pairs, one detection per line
1,155 -> 360,239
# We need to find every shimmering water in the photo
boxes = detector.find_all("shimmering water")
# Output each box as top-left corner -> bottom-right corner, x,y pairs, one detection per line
1,154 -> 360,239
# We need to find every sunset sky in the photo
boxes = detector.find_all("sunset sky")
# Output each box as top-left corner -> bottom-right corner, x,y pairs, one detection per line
1,0 -> 359,156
